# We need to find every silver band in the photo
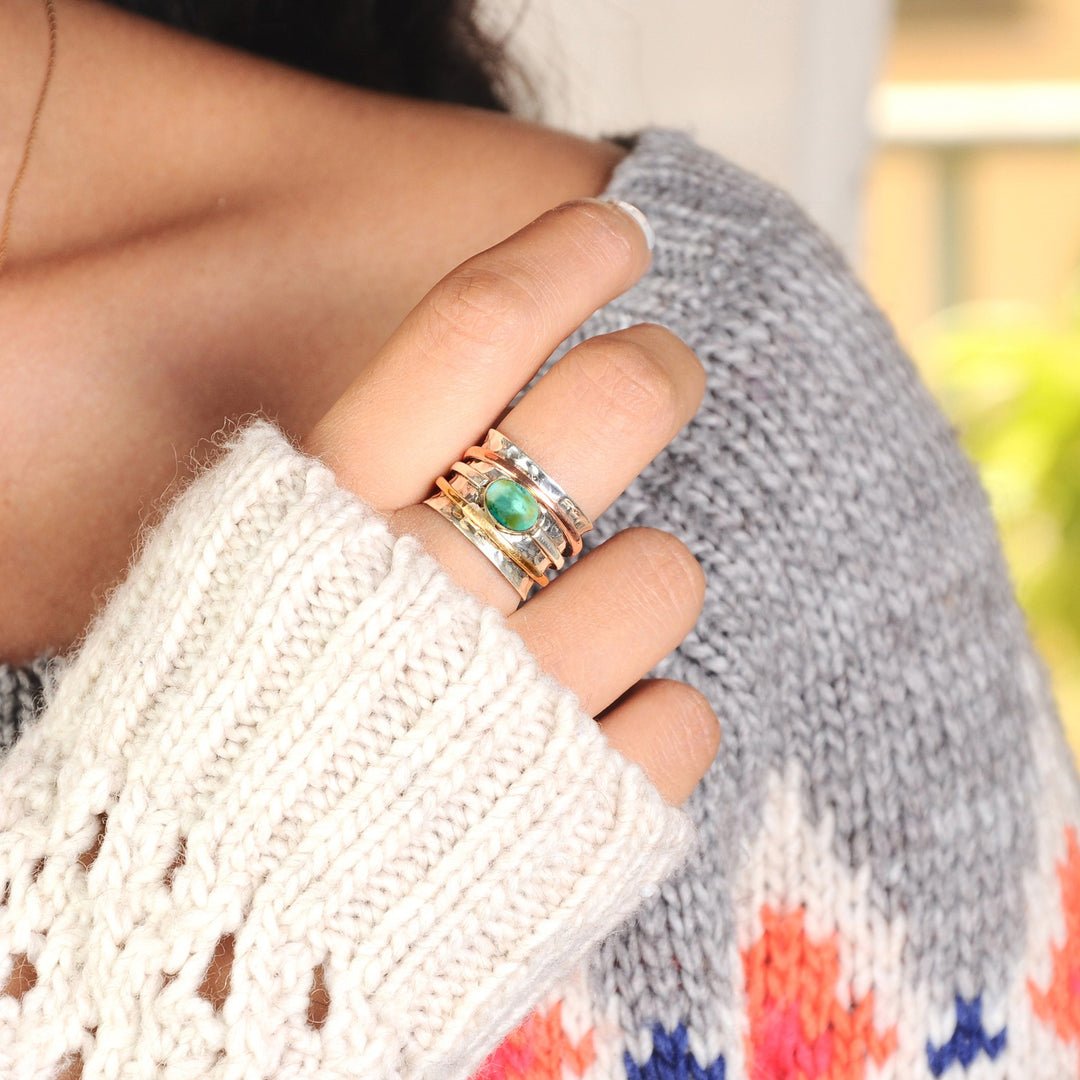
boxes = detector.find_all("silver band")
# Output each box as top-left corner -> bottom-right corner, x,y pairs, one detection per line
422,428 -> 593,602
468,430 -> 592,554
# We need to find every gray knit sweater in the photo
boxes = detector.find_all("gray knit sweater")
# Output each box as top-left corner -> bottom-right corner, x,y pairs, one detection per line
3,127 -> 1079,1079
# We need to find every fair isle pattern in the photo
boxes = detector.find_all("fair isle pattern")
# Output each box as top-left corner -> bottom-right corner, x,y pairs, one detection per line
732,765 -> 907,1080
472,1001 -> 596,1080
475,734 -> 1075,1080
1011,654 -> 1080,1078
624,1024 -> 725,1080
470,964 -> 618,1080
1028,828 -> 1080,1061
925,996 -> 1005,1077
5,128 -> 1080,1077
471,971 -> 734,1080
741,906 -> 897,1079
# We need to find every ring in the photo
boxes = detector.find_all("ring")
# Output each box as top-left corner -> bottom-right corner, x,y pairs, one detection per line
422,429 -> 594,601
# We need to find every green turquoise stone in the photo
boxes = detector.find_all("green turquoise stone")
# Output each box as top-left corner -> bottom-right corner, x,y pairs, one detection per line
484,477 -> 539,532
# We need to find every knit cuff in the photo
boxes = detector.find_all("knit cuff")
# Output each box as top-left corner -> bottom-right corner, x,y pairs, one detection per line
0,419 -> 694,1080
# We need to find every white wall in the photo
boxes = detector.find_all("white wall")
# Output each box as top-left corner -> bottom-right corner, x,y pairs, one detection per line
481,0 -> 895,265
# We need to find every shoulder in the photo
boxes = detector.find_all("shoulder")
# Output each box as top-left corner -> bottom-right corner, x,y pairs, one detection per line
579,127 -> 951,471
565,127 -> 1014,659
596,128 -> 893,365
605,127 -> 827,250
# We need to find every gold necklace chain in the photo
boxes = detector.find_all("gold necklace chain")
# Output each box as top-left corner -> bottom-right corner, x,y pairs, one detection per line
0,0 -> 59,277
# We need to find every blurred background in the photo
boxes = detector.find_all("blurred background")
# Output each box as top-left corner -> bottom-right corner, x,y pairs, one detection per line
481,0 -> 1080,754
866,0 -> 1080,756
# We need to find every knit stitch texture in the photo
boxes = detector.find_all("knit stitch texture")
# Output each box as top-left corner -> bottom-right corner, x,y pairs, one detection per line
4,127 -> 1080,1078
0,420 -> 692,1079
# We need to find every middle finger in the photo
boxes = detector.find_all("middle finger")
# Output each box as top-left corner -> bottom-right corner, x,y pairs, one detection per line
390,321 -> 705,616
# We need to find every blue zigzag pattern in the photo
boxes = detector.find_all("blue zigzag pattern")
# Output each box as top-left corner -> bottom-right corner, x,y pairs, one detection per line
622,994 -> 1007,1078
624,1022 -> 725,1080
926,994 -> 1007,1076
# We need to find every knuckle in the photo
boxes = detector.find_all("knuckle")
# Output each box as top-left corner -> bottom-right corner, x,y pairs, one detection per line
422,264 -> 541,359
622,527 -> 706,617
578,336 -> 682,435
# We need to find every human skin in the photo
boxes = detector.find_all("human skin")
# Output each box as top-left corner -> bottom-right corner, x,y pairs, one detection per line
0,0 -> 720,807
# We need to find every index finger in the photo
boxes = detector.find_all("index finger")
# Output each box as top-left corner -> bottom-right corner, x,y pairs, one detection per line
303,198 -> 653,509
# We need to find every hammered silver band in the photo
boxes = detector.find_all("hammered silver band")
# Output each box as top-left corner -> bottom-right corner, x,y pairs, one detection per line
422,428 -> 594,601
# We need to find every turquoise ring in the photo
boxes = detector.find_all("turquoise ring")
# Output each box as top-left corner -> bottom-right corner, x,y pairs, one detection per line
422,428 -> 594,602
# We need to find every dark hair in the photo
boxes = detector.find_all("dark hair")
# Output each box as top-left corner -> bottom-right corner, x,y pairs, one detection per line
105,0 -> 535,115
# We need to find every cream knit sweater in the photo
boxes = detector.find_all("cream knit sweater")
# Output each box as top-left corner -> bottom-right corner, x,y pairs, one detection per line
0,420 -> 692,1080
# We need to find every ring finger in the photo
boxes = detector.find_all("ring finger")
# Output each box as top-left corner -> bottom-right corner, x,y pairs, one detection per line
389,320 -> 705,617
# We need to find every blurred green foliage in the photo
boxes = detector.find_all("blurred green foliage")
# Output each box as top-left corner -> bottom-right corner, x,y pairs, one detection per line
914,292 -> 1080,751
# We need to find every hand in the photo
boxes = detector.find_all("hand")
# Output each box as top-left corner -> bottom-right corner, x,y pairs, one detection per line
304,199 -> 719,805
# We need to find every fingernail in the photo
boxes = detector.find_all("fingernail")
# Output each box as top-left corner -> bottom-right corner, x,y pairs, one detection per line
575,197 -> 656,251
606,199 -> 655,251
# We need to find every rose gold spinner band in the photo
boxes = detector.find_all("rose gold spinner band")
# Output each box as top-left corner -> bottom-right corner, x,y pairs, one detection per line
422,428 -> 594,602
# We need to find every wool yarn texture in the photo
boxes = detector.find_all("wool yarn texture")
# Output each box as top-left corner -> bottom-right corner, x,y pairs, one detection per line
0,419 -> 693,1080
3,128 -> 1080,1079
